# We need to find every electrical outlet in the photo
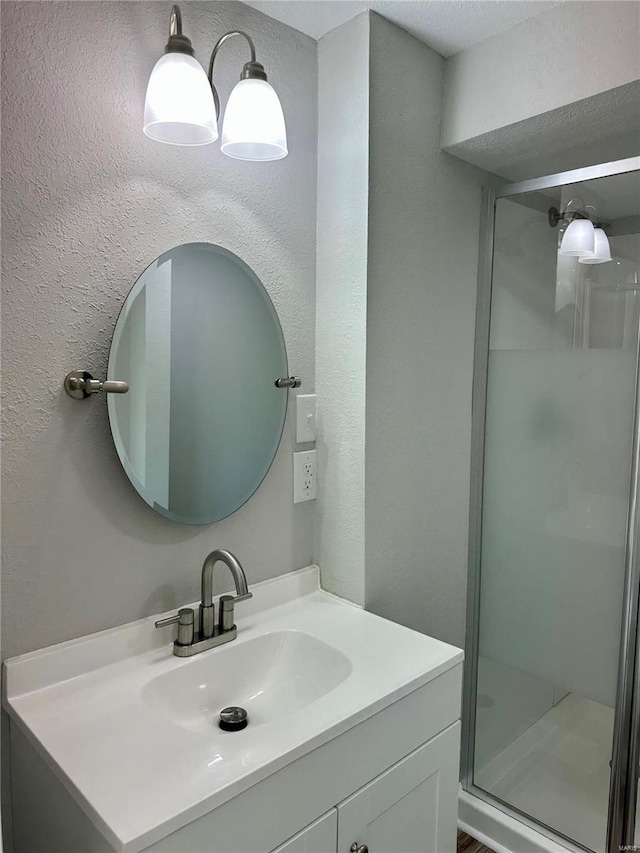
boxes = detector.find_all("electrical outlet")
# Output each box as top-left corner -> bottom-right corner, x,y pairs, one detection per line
293,450 -> 316,503
296,394 -> 317,443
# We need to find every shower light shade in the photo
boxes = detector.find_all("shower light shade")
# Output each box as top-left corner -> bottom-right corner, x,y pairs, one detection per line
144,53 -> 218,145
559,218 -> 595,257
578,228 -> 612,264
221,78 -> 287,161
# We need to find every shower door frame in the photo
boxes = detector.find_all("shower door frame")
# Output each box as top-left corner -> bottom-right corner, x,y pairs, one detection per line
462,156 -> 640,853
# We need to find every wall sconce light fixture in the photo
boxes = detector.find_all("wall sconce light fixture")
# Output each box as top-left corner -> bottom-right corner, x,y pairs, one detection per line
578,227 -> 612,265
143,5 -> 287,160
549,200 -> 612,264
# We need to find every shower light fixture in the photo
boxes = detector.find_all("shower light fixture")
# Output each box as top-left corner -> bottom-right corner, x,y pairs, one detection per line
143,5 -> 287,160
578,228 -> 612,265
559,218 -> 595,257
549,203 -> 612,263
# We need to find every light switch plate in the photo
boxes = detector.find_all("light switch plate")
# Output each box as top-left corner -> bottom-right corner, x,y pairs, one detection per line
293,450 -> 316,503
296,394 -> 317,443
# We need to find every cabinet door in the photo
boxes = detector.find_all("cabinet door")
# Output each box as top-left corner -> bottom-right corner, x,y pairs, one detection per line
337,723 -> 460,853
271,809 -> 338,853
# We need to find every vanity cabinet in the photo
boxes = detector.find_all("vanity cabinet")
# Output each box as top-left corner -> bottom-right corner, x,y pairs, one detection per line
270,722 -> 460,853
6,571 -> 463,853
336,725 -> 459,853
10,666 -> 462,853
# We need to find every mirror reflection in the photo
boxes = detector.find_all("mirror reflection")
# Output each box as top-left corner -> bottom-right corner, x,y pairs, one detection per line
108,242 -> 288,524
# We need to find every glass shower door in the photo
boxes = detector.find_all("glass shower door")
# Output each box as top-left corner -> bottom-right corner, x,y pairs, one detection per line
468,170 -> 640,853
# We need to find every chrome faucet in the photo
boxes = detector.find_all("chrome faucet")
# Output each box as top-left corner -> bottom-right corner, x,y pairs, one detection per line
155,549 -> 253,657
200,549 -> 252,638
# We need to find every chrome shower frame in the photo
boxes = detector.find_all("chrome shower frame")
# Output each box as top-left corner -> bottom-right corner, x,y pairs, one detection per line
462,156 -> 640,853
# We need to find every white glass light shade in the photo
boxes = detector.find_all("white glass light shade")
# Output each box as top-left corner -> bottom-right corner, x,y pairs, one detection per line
144,53 -> 218,145
578,228 -> 612,264
559,218 -> 595,257
221,78 -> 287,161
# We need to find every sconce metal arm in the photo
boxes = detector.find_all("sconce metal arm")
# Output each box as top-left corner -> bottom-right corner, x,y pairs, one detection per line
164,5 -> 194,56
207,31 -> 264,119
163,7 -> 267,120
169,5 -> 182,36
548,206 -> 610,231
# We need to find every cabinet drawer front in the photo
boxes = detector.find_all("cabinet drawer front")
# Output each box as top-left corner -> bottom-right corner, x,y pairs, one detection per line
337,722 -> 460,853
270,810 -> 337,853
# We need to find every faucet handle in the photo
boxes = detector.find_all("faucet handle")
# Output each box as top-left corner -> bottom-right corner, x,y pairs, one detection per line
155,608 -> 194,646
218,592 -> 253,633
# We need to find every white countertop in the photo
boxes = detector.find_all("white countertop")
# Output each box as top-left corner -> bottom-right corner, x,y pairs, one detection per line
3,566 -> 463,852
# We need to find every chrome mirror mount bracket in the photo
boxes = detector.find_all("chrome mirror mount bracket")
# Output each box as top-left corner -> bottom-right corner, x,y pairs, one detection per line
64,371 -> 129,399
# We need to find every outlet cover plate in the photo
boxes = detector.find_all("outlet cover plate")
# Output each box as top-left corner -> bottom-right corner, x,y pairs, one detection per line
293,450 -> 316,503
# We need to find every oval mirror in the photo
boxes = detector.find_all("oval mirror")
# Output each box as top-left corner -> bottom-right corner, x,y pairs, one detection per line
107,242 -> 288,524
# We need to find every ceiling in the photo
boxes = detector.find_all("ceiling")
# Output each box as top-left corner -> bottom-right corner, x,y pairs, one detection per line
243,0 -> 559,57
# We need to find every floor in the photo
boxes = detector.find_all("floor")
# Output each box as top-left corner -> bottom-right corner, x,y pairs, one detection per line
457,831 -> 495,853
474,693 -> 615,852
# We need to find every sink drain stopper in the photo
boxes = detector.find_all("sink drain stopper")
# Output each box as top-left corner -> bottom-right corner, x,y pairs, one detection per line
219,706 -> 248,732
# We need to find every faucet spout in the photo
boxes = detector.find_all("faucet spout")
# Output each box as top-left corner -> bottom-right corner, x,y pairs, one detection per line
200,549 -> 251,639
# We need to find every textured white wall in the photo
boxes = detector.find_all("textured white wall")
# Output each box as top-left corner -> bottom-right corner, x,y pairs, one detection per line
441,1 -> 640,180
1,0 -> 317,660
315,14 -> 370,605
313,11 -> 490,646
364,13 -> 488,649
442,1 -> 640,150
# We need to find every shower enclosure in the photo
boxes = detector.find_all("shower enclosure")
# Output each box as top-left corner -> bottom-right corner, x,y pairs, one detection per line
463,157 -> 640,853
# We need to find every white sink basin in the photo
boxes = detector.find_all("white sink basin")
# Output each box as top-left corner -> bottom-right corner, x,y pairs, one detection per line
142,629 -> 352,734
